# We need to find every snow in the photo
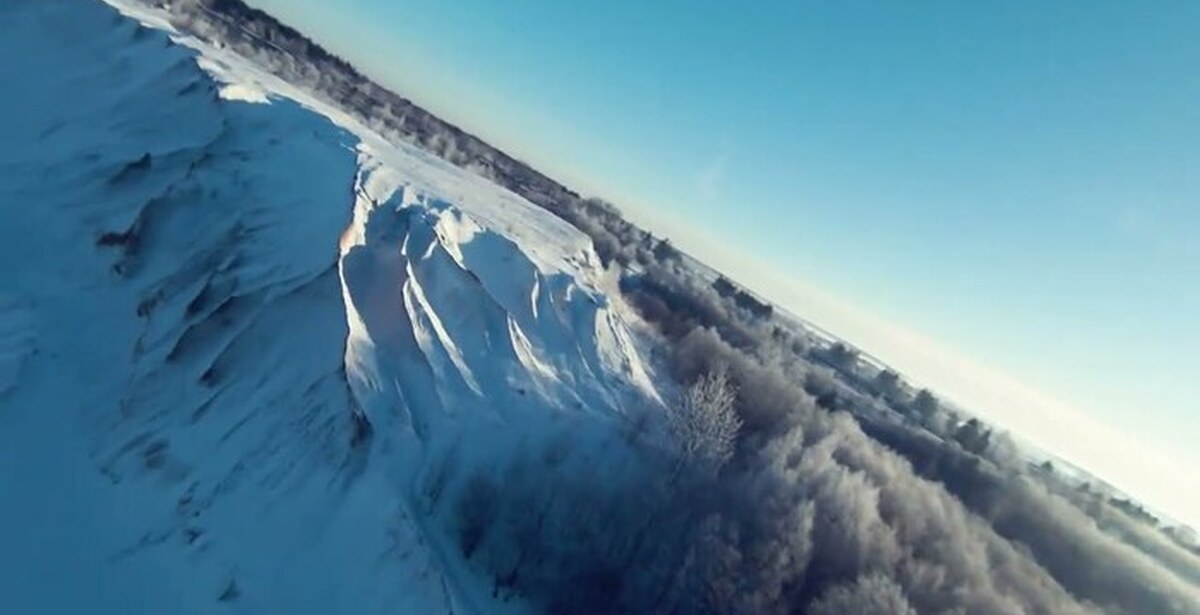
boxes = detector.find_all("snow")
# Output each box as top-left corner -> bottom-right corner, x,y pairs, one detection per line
0,0 -> 664,613
217,82 -> 271,104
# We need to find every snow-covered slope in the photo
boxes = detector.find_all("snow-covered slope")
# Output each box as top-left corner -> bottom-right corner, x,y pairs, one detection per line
0,1 -> 660,612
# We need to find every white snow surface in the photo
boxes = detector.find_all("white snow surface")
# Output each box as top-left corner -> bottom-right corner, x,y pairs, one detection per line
0,1 -> 662,612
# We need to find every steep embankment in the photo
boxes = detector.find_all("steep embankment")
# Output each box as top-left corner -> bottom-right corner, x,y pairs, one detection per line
0,1 -> 659,613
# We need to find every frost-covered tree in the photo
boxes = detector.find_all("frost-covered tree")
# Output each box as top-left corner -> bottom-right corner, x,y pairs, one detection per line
808,574 -> 917,615
911,388 -> 938,422
954,418 -> 992,456
666,367 -> 741,471
871,368 -> 903,401
820,342 -> 859,373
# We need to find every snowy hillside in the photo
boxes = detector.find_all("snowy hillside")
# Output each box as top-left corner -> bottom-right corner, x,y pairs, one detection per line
0,1 -> 661,612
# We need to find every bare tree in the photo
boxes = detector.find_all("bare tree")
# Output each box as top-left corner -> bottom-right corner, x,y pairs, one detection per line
667,367 -> 742,471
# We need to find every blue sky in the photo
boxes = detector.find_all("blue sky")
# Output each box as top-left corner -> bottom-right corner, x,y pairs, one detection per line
246,0 -> 1199,525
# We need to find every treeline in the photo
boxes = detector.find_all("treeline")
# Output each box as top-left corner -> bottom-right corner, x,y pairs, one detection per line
618,247 -> 1200,613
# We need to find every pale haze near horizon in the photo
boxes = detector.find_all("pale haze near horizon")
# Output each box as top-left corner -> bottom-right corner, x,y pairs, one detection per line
243,0 -> 1200,528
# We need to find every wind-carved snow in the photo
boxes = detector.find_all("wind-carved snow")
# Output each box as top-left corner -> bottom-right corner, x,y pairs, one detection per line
0,1 -> 662,613
341,182 -> 655,436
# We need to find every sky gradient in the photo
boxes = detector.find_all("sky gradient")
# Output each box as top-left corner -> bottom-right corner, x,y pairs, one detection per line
245,0 -> 1200,527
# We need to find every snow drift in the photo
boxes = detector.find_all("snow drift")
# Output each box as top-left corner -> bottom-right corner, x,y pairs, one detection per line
0,1 -> 660,612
